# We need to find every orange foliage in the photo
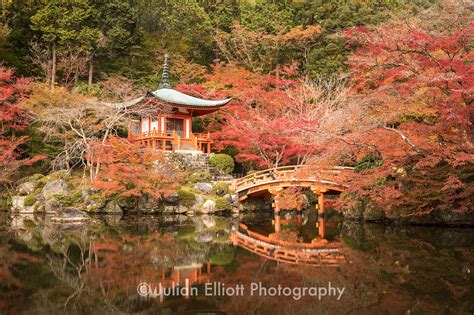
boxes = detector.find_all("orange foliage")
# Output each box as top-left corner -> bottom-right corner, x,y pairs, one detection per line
91,136 -> 181,199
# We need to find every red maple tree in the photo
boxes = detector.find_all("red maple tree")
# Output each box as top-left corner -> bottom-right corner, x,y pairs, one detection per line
91,137 -> 181,199
0,67 -> 44,184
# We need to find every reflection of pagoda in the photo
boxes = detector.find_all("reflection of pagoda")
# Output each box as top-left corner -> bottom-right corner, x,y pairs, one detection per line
134,262 -> 212,304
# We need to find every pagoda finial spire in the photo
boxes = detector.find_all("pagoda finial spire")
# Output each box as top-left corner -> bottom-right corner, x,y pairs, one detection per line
159,53 -> 171,89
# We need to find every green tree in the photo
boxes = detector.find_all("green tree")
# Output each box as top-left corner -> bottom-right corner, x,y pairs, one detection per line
30,0 -> 100,88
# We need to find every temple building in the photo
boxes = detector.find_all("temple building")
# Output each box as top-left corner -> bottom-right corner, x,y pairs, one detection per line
123,54 -> 231,153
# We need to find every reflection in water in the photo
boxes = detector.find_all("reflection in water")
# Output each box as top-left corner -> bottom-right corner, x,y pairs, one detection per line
0,210 -> 473,314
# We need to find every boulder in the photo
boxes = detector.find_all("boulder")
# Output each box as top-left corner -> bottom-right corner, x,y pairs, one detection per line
176,205 -> 189,214
202,215 -> 216,228
202,199 -> 216,214
163,192 -> 179,205
105,201 -> 123,215
18,181 -> 36,195
11,196 -> 35,213
42,179 -> 70,200
192,194 -> 204,211
45,198 -> 62,214
82,190 -> 106,213
164,205 -> 177,213
195,232 -> 213,243
195,182 -> 213,195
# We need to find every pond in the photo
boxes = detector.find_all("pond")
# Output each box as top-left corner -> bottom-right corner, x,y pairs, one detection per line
0,208 -> 473,314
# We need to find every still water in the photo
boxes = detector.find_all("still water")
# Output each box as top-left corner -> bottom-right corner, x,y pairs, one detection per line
0,209 -> 473,314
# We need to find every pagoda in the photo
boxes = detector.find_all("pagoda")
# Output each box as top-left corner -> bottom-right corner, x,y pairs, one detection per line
123,54 -> 231,153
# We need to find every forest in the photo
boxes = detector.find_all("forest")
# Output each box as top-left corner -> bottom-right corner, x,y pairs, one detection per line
0,0 -> 473,223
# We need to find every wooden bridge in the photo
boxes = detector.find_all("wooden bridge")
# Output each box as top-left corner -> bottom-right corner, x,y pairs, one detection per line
231,165 -> 354,204
231,224 -> 346,266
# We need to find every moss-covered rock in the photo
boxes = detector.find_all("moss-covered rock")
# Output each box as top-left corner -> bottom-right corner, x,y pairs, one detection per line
23,195 -> 37,207
189,172 -> 212,184
177,189 -> 196,207
215,197 -> 232,211
212,182 -> 230,196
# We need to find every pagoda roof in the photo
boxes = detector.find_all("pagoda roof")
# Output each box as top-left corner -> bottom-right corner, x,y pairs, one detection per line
149,88 -> 231,107
102,54 -> 231,112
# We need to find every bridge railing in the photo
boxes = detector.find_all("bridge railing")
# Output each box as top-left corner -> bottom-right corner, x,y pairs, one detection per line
231,165 -> 354,192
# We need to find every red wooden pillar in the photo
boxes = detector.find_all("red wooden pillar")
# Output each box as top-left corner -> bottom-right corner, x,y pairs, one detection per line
207,142 -> 211,153
127,120 -> 131,140
274,213 -> 281,233
318,192 -> 325,216
318,218 -> 326,239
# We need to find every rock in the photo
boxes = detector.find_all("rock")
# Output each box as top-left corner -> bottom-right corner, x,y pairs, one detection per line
11,196 -> 35,213
117,197 -> 137,210
18,182 -> 36,195
195,232 -> 213,243
82,190 -> 106,213
224,223 -> 233,233
45,198 -> 62,214
202,199 -> 216,214
216,230 -> 226,239
202,215 -> 216,228
192,194 -> 204,211
50,209 -> 89,224
163,192 -> 179,205
42,179 -> 69,200
195,182 -> 213,195
105,201 -> 123,215
164,205 -> 177,213
104,214 -> 122,225
176,205 -> 189,214
186,210 -> 195,216
192,217 -> 205,232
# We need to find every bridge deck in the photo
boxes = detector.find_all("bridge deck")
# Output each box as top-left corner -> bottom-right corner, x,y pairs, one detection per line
232,165 -> 354,200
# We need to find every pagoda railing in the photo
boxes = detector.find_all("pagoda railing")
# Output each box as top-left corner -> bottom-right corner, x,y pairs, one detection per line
129,130 -> 212,152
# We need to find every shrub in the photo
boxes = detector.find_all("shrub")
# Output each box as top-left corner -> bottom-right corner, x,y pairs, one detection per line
189,172 -> 212,184
177,189 -> 196,207
210,154 -> 234,174
24,195 -> 37,207
215,197 -> 232,211
212,182 -> 230,196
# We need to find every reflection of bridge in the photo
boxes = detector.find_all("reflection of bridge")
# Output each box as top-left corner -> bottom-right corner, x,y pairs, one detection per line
231,224 -> 345,266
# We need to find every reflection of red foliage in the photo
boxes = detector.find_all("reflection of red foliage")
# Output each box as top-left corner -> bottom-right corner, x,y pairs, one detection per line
0,67 -> 44,183
0,243 -> 43,314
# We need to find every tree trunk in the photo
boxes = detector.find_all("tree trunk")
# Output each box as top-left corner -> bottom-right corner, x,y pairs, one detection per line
51,43 -> 57,89
47,43 -> 52,85
88,56 -> 93,87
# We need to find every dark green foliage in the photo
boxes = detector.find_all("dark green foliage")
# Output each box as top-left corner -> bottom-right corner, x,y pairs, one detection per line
210,153 -> 234,174
355,152 -> 384,173
177,189 -> 196,207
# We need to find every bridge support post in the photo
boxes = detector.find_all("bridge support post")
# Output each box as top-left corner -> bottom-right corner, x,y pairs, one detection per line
318,193 -> 325,216
274,213 -> 281,233
318,218 -> 326,239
